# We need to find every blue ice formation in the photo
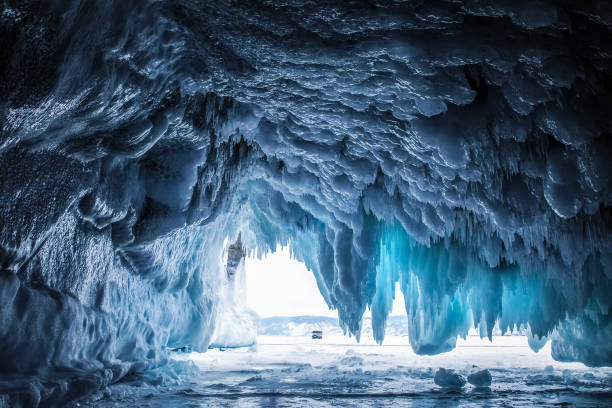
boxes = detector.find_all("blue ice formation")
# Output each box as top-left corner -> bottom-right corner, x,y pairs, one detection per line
1,0 -> 612,404
434,368 -> 466,389
467,369 -> 493,388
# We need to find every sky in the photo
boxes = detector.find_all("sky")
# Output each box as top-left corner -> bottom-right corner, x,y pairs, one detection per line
245,246 -> 406,318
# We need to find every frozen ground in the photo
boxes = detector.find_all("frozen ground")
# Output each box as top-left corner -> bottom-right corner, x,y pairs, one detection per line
88,333 -> 612,407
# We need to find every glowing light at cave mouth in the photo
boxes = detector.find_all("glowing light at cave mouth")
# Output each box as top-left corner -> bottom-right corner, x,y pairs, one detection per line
245,247 -> 336,318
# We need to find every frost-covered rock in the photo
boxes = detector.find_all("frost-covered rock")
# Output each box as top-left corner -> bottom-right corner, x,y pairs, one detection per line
434,368 -> 466,389
468,370 -> 492,387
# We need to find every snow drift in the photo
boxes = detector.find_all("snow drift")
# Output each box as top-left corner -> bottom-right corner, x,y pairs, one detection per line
1,0 -> 611,404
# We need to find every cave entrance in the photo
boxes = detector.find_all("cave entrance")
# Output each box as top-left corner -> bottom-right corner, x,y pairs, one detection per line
245,246 -> 408,344
174,247 -> 601,407
245,246 -> 335,320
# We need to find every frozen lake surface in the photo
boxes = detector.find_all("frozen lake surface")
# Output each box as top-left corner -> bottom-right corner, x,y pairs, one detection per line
89,334 -> 612,407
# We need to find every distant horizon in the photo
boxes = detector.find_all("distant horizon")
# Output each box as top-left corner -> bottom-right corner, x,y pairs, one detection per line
254,314 -> 528,340
256,314 -> 408,319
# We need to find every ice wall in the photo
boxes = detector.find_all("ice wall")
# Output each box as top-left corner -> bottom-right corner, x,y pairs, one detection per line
1,0 -> 612,404
209,236 -> 258,349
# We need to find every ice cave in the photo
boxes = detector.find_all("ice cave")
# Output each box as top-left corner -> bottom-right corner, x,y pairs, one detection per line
1,0 -> 612,406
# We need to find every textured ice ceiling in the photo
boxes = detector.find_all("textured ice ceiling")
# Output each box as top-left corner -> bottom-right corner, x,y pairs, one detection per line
1,0 -> 612,404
